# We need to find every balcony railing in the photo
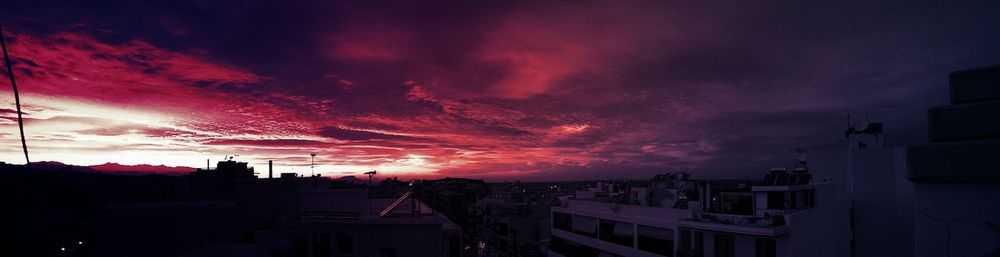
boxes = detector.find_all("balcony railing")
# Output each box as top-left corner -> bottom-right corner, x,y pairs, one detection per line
693,212 -> 785,227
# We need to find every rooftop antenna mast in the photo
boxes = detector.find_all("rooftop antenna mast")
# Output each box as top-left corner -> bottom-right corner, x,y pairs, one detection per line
310,153 -> 316,177
0,27 -> 29,164
364,170 -> 377,215
364,170 -> 377,186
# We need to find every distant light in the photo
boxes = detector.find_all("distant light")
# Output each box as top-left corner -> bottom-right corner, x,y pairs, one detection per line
78,241 -> 83,245
60,247 -> 66,251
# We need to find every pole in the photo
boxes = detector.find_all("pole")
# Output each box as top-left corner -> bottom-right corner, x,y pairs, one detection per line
0,27 -> 29,164
310,153 -> 316,177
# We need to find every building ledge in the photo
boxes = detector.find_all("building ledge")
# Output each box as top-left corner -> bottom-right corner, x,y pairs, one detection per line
677,219 -> 790,236
751,184 -> 814,192
907,139 -> 1000,183
949,64 -> 1000,104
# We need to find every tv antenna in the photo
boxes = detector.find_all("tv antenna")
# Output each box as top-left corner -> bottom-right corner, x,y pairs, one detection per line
310,153 -> 316,177
364,170 -> 377,186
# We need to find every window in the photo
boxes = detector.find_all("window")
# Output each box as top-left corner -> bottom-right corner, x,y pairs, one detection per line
551,236 -> 572,256
803,190 -> 816,207
448,236 -> 461,257
789,192 -> 798,209
313,233 -> 331,257
496,222 -> 509,236
336,234 -> 352,255
714,234 -> 735,257
551,236 -> 601,257
767,192 -> 785,210
380,248 -> 397,257
572,215 -> 599,238
637,225 -> 674,256
755,238 -> 776,257
720,192 -> 753,215
553,212 -> 572,231
693,231 -> 704,257
679,229 -> 692,251
599,219 -> 634,247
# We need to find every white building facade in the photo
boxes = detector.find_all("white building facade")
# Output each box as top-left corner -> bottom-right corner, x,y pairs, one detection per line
548,176 -> 695,257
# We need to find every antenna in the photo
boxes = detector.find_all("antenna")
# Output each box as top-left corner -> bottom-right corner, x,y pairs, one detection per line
310,153 -> 316,177
364,170 -> 377,185
0,27 -> 29,164
363,170 -> 378,215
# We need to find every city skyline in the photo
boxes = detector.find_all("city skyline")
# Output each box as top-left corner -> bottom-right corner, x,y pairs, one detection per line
2,1 -> 1000,181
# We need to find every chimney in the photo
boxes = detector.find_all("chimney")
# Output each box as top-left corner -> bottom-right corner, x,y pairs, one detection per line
268,160 -> 273,179
206,159 -> 210,170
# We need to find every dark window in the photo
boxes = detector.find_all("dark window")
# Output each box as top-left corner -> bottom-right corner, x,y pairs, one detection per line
755,238 -> 776,257
245,231 -> 256,243
637,225 -> 674,256
714,234 -> 735,257
448,236 -> 460,257
790,192 -> 798,209
767,192 -> 784,210
551,236 -> 572,256
380,248 -> 397,257
693,231 -> 704,257
313,233 -> 331,257
804,190 -> 816,207
496,222 -> 509,236
679,228 -> 692,252
721,193 -> 753,215
551,236 -> 601,257
576,243 -> 601,257
553,212 -> 572,231
572,215 -> 599,238
336,234 -> 352,255
599,219 -> 634,247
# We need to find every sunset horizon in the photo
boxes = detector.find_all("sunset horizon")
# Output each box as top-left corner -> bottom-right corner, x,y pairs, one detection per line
3,1 -> 1000,257
4,1 -> 999,182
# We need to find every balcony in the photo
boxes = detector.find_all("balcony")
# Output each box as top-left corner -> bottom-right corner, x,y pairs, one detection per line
693,212 -> 784,227
679,211 -> 790,236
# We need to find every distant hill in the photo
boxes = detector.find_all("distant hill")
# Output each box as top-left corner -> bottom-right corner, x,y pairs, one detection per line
23,161 -> 194,175
88,162 -> 195,174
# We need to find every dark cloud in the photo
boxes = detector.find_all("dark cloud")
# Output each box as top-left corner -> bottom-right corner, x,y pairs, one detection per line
2,0 -> 1000,180
318,127 -> 420,141
202,139 -> 330,147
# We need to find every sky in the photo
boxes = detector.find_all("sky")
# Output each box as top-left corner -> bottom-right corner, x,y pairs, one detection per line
1,0 -> 999,181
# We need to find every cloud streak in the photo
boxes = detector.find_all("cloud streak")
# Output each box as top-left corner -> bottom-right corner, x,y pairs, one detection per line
2,0 -> 1000,180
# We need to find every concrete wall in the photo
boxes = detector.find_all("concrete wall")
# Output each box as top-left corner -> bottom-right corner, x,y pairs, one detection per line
909,65 -> 1000,257
808,146 -> 915,257
783,185 -> 852,257
912,183 -> 1000,257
